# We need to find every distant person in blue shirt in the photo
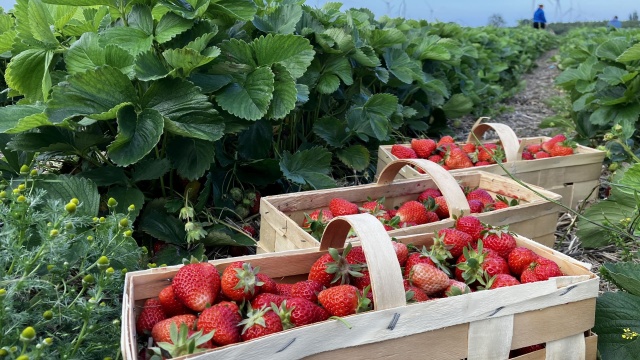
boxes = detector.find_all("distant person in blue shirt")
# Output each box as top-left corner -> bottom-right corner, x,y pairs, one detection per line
608,16 -> 622,28
533,4 -> 546,29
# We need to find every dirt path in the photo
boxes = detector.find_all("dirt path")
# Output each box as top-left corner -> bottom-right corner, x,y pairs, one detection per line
456,50 -> 563,139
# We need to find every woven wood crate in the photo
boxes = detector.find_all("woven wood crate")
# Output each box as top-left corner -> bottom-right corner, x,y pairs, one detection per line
259,158 -> 562,252
122,214 -> 598,360
376,120 -> 605,210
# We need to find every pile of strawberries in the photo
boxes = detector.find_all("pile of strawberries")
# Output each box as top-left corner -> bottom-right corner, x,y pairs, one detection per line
301,188 -> 519,239
135,216 -> 562,358
390,134 -> 575,170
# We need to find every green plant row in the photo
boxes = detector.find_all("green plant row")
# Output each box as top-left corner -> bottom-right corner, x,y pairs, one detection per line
0,0 -> 554,262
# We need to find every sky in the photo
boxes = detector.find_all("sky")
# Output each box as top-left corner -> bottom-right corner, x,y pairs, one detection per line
311,0 -> 640,27
0,0 -> 637,27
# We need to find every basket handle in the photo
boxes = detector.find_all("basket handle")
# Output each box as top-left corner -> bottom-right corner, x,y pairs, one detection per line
319,214 -> 407,311
376,158 -> 470,217
466,118 -> 521,162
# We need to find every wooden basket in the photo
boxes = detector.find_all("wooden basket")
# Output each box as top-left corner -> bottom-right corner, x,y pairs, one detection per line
376,119 -> 605,210
121,214 -> 598,360
259,158 -> 562,252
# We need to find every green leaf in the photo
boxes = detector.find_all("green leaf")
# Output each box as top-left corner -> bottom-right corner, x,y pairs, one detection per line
617,43 -> 640,63
28,0 -> 58,46
155,12 -> 194,44
599,66 -> 628,86
351,45 -> 380,67
368,28 -> 406,49
252,4 -> 302,35
159,0 -> 210,19
442,94 -> 473,118
107,186 -> 145,220
163,46 -> 220,75
0,105 -> 49,133
128,5 -> 153,35
589,104 -> 640,139
601,262 -> 640,296
596,38 -> 631,61
46,66 -> 137,123
237,120 -> 271,160
384,48 -> 417,84
336,145 -> 369,171
251,34 -> 315,79
189,73 -> 233,93
78,167 -> 129,187
202,225 -> 255,246
139,208 -> 186,245
99,27 -> 153,56
594,292 -> 640,360
5,49 -> 54,102
208,0 -> 256,21
0,29 -> 17,54
347,94 -> 398,141
313,116 -> 350,147
37,175 -> 100,217
414,35 -> 451,61
164,112 -> 225,142
40,0 -> 113,5
166,137 -> 215,180
65,32 -> 105,74
105,45 -> 135,78
215,66 -> 274,121
134,49 -> 170,81
316,74 -> 340,94
132,158 -> 172,182
267,64 -> 297,120
107,107 -> 164,167
321,55 -> 353,85
280,146 -> 335,189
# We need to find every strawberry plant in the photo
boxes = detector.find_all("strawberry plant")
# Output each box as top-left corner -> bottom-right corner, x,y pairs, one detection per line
0,171 -> 143,358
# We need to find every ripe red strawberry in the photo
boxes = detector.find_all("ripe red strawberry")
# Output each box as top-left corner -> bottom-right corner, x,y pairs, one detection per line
240,306 -> 283,341
417,188 -> 442,202
301,209 -> 334,229
428,154 -> 443,163
521,150 -> 534,160
437,135 -> 455,147
395,200 -> 429,225
444,279 -> 471,297
426,211 -> 440,223
391,144 -> 417,159
520,257 -> 563,283
411,138 -> 437,158
404,284 -> 429,302
408,263 -> 450,296
151,314 -> 197,343
489,273 -> 521,289
241,224 -> 257,237
197,303 -> 242,346
352,269 -> 371,291
345,245 -> 366,264
467,199 -> 484,213
456,242 -> 508,286
136,299 -> 167,335
318,285 -> 371,317
461,143 -> 476,153
276,283 -> 294,297
466,188 -> 494,206
482,250 -> 511,278
541,134 -> 567,153
438,228 -> 473,258
257,273 -> 278,294
534,151 -> 550,159
508,247 -> 539,276
172,262 -> 220,312
482,227 -> 517,259
308,245 -> 364,287
220,261 -> 262,302
158,285 -> 190,317
392,241 -> 409,266
444,148 -> 473,169
474,160 -> 491,167
360,198 -> 386,214
403,252 -> 435,278
276,297 -> 329,329
249,191 -> 261,215
526,144 -> 542,153
493,201 -> 509,210
329,198 -> 359,216
477,143 -> 504,163
454,215 -> 484,240
251,292 -> 287,309
291,280 -> 324,303
434,196 -> 449,219
549,142 -> 574,157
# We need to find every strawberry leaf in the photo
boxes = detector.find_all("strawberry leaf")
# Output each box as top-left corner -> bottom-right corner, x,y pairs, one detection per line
280,147 -> 335,189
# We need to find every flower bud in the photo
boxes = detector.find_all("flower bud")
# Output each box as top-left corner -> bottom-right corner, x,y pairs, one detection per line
19,165 -> 30,175
0,191 -> 6,199
119,218 -> 129,228
105,267 -> 114,276
30,170 -> 38,176
70,198 -> 79,205
121,268 -> 128,274
16,355 -> 29,360
123,230 -> 132,237
65,202 -> 77,214
49,229 -> 59,237
96,256 -> 110,271
87,235 -> 94,242
12,188 -> 19,195
17,184 -> 25,191
107,198 -> 117,207
0,288 -> 5,298
43,338 -> 53,346
20,326 -> 36,342
0,349 -> 7,356
16,195 -> 26,203
128,204 -> 135,212
43,310 -> 53,320
99,217 -> 106,223
47,264 -> 54,271
82,274 -> 95,286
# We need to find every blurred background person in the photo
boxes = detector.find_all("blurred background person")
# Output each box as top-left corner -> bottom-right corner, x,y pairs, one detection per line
533,4 -> 547,29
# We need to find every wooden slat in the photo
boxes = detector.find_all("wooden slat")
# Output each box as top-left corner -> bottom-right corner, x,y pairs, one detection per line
467,315 -> 514,359
545,333 -> 586,360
